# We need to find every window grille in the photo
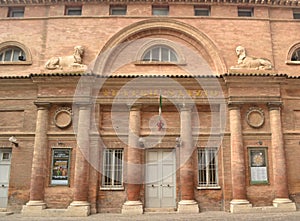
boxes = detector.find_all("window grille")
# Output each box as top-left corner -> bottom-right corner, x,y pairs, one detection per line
0,47 -> 25,62
102,149 -> 123,188
198,148 -> 218,187
110,5 -> 127,15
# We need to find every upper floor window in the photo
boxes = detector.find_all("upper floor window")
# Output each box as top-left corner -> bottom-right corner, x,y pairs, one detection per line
65,6 -> 82,16
238,7 -> 253,17
142,45 -> 178,63
286,43 -> 300,64
0,47 -> 25,62
152,5 -> 169,16
194,6 -> 210,16
293,9 -> 300,19
110,5 -> 127,15
8,7 -> 24,17
0,41 -> 32,65
198,148 -> 219,188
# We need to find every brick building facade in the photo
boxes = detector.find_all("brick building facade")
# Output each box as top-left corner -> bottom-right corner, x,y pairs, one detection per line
0,0 -> 300,216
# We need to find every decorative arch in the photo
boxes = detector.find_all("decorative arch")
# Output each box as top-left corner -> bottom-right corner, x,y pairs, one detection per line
93,19 -> 227,75
0,41 -> 32,65
286,42 -> 300,65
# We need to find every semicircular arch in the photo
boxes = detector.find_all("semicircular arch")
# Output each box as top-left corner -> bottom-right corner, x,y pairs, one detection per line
93,19 -> 227,75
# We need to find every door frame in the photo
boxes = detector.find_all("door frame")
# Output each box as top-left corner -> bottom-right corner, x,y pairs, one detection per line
144,148 -> 176,209
0,148 -> 12,209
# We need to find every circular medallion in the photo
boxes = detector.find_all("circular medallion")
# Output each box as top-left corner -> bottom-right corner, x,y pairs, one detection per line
246,107 -> 265,128
54,107 -> 72,129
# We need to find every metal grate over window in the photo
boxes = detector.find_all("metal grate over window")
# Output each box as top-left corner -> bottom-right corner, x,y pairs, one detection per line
102,149 -> 123,188
198,148 -> 218,187
0,47 -> 25,62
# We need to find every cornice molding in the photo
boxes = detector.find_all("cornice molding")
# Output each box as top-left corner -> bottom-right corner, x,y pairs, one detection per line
0,0 -> 299,6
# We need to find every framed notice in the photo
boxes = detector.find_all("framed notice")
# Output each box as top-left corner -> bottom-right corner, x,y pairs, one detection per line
50,149 -> 71,186
249,148 -> 268,184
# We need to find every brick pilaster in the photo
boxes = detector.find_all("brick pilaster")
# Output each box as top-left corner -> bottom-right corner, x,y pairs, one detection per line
268,103 -> 290,201
28,102 -> 50,205
122,105 -> 143,214
72,104 -> 91,203
229,104 -> 249,206
177,105 -> 198,213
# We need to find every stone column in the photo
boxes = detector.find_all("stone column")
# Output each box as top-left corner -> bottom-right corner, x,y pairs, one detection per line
268,103 -> 296,210
178,105 -> 198,213
22,102 -> 50,216
122,105 -> 143,214
67,104 -> 91,216
229,104 -> 251,213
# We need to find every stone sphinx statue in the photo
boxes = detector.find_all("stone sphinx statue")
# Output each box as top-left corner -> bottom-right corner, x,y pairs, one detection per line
231,46 -> 273,70
45,46 -> 87,70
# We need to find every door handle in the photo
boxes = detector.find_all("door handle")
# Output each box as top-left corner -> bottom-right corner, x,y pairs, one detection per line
151,184 -> 154,188
167,184 -> 170,187
1,184 -> 6,188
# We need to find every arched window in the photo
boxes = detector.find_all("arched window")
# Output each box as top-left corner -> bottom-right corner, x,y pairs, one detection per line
142,46 -> 178,62
286,43 -> 300,65
0,41 -> 32,65
291,48 -> 300,61
0,47 -> 25,62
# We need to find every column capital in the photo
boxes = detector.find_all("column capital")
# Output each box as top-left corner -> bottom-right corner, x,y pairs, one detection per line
177,103 -> 194,112
267,102 -> 282,111
127,104 -> 142,111
228,102 -> 243,110
34,102 -> 51,109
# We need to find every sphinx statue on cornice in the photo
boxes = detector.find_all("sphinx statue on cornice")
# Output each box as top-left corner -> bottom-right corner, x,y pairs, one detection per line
230,46 -> 273,70
44,46 -> 87,70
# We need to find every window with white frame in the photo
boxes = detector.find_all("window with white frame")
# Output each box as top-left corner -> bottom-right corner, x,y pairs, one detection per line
8,7 -> 24,17
198,148 -> 218,187
152,5 -> 169,16
238,7 -> 253,17
110,5 -> 127,15
0,47 -> 26,62
102,149 -> 123,188
142,45 -> 178,62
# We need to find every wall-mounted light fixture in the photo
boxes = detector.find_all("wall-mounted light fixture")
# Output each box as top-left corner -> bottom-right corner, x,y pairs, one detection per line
257,140 -> 263,145
139,137 -> 145,148
9,136 -> 18,147
176,137 -> 182,148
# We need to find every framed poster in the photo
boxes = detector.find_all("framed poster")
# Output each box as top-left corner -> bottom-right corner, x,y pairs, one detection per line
249,148 -> 268,184
50,149 -> 71,186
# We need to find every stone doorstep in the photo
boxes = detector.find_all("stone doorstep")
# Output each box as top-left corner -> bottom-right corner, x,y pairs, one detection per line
144,207 -> 177,213
22,206 -> 90,217
0,212 -> 13,216
230,203 -> 297,213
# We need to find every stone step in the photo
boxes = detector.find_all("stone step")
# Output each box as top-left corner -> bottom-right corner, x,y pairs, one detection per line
0,212 -> 13,216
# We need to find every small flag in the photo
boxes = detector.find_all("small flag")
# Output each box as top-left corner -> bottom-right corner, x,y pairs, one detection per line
157,93 -> 164,131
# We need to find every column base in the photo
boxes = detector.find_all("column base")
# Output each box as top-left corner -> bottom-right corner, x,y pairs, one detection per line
122,201 -> 143,214
66,201 -> 91,217
272,198 -> 297,211
21,201 -> 47,216
177,200 -> 199,213
230,199 -> 252,213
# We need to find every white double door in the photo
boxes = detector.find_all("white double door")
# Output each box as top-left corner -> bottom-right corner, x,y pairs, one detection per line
145,149 -> 176,208
0,149 -> 11,208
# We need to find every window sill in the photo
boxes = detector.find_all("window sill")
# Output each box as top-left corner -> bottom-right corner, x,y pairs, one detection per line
100,187 -> 124,191
134,61 -> 186,66
0,61 -> 32,65
286,61 -> 300,65
197,186 -> 221,190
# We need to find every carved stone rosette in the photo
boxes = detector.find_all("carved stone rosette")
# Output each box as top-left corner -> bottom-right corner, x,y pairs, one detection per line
246,107 -> 265,128
54,107 -> 73,129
